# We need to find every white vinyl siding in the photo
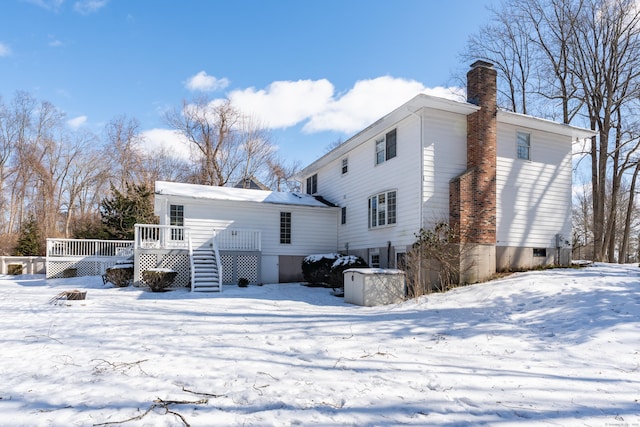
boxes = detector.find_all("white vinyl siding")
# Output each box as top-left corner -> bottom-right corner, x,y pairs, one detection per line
496,125 -> 572,248
307,115 -> 422,252
156,195 -> 338,256
421,110 -> 468,228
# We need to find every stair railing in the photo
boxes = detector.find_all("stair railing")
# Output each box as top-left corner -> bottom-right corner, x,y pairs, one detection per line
212,229 -> 223,291
188,231 -> 196,292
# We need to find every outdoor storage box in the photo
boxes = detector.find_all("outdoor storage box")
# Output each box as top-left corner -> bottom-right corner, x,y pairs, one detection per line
343,268 -> 405,306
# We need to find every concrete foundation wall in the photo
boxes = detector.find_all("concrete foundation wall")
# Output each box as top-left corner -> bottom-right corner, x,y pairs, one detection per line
459,244 -> 496,284
496,246 -> 571,271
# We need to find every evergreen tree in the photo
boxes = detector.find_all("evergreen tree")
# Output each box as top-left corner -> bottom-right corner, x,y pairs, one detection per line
14,215 -> 43,256
100,183 -> 157,240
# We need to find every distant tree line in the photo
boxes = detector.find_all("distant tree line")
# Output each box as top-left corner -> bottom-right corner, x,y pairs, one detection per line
0,92 -> 299,255
463,0 -> 640,263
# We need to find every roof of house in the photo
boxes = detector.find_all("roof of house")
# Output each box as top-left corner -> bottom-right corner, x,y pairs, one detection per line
154,181 -> 335,208
295,92 -> 595,179
233,176 -> 271,191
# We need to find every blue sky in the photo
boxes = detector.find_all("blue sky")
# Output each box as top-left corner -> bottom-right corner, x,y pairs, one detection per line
1,0 -> 499,166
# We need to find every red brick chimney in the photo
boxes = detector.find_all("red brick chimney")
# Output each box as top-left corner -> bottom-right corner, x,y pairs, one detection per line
450,60 -> 497,245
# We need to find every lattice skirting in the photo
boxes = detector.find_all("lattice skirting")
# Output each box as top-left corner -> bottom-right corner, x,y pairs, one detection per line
220,251 -> 261,285
46,258 -> 123,279
134,251 -> 190,288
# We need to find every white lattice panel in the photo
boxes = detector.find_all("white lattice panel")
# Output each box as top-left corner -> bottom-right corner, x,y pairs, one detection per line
219,252 -> 260,285
237,255 -> 259,283
221,255 -> 234,284
135,252 -> 190,288
159,254 -> 190,288
47,259 -> 120,279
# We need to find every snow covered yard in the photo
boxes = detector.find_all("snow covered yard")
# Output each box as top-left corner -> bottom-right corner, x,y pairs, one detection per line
0,263 -> 638,426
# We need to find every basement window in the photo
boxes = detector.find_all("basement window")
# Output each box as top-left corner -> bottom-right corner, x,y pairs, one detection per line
369,249 -> 380,268
533,248 -> 547,257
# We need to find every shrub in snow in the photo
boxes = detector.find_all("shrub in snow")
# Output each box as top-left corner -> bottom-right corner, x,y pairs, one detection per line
238,277 -> 249,287
302,253 -> 340,284
104,265 -> 134,287
327,255 -> 368,288
142,269 -> 177,292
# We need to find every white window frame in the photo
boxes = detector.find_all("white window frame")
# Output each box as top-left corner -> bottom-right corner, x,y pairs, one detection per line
369,249 -> 380,268
306,174 -> 317,194
517,131 -> 530,160
169,204 -> 184,241
280,212 -> 291,244
375,129 -> 397,165
341,158 -> 348,174
368,190 -> 397,228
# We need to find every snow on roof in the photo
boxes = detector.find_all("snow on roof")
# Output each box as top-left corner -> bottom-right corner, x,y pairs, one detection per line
154,181 -> 333,208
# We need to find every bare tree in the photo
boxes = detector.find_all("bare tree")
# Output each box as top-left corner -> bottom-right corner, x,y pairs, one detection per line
465,0 -> 640,262
265,156 -> 301,192
165,98 -> 275,187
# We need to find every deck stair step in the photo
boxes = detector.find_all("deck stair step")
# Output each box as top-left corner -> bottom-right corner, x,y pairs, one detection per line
190,247 -> 222,292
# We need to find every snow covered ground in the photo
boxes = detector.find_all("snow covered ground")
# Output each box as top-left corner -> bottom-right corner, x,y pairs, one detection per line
0,263 -> 638,426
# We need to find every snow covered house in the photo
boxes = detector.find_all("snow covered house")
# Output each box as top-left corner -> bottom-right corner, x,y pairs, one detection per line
133,61 -> 593,289
141,181 -> 338,289
295,61 -> 593,283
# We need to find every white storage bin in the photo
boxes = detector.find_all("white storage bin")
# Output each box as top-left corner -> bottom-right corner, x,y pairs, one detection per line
343,268 -> 405,306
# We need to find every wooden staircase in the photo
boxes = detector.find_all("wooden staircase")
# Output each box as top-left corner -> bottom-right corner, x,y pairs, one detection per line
190,246 -> 223,292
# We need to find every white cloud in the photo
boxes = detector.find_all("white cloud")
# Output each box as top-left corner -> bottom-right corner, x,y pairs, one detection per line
25,0 -> 64,12
185,76 -> 463,136
74,0 -> 108,15
67,115 -> 87,129
185,71 -> 229,92
48,38 -> 63,47
228,79 -> 334,128
140,128 -> 191,160
302,76 -> 429,134
0,42 -> 11,57
219,76 -> 464,134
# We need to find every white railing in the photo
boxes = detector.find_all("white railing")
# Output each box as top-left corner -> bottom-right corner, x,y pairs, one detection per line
47,238 -> 134,258
215,229 -> 261,251
134,224 -> 190,250
211,231 -> 223,290
188,233 -> 195,291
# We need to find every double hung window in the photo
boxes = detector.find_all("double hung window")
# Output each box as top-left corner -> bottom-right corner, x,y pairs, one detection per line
517,132 -> 530,160
170,204 -> 184,240
375,129 -> 397,165
368,190 -> 397,228
280,212 -> 291,244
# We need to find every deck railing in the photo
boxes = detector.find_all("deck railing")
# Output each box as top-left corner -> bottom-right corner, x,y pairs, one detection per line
47,238 -> 134,258
46,238 -> 134,279
215,229 -> 261,251
134,224 -> 190,250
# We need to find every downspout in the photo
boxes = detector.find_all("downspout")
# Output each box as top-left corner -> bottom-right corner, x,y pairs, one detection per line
407,107 -> 424,288
407,107 -> 424,232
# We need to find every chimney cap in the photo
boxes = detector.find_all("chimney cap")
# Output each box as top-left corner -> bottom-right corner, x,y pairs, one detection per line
470,60 -> 494,69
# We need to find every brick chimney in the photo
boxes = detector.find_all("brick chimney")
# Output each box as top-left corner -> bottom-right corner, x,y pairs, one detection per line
449,61 -> 497,282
